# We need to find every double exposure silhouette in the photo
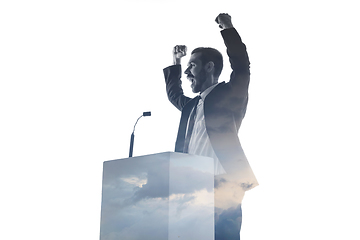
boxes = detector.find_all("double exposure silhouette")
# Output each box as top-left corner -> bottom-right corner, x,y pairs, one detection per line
100,13 -> 258,240
163,13 -> 258,239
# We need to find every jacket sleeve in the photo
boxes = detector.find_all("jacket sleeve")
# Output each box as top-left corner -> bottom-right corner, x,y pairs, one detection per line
163,65 -> 191,111
221,28 -> 250,101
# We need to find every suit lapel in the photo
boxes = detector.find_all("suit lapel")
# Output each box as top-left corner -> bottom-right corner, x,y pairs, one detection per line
175,96 -> 200,152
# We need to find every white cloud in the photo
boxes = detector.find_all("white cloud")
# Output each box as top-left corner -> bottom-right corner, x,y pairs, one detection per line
121,177 -> 147,188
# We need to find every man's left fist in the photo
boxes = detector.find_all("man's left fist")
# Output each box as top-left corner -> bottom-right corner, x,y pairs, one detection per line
215,13 -> 233,29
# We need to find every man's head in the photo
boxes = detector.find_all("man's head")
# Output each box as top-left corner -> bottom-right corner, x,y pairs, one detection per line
184,47 -> 223,93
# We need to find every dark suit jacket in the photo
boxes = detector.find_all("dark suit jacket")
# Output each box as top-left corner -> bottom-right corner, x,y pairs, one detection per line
163,28 -> 258,190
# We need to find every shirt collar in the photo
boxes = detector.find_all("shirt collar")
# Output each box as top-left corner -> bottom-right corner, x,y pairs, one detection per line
200,82 -> 219,100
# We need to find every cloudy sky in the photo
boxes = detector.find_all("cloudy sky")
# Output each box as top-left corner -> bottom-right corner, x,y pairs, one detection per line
1,0 -> 359,239
100,152 -> 215,239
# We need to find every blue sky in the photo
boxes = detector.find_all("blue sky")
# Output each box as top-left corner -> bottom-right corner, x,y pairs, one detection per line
1,0 -> 360,239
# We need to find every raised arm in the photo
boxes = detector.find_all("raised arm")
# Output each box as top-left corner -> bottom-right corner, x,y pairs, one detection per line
163,45 -> 191,111
217,14 -> 250,95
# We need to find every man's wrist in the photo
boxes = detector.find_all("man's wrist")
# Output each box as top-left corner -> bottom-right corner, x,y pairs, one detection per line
173,57 -> 181,65
222,23 -> 234,29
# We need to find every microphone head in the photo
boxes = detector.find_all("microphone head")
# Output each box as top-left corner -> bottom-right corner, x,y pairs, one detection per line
143,111 -> 151,117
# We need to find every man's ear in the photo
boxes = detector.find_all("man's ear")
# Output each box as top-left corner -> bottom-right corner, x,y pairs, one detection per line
205,61 -> 215,73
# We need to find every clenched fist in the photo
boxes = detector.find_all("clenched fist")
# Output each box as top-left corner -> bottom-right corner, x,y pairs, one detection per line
215,13 -> 233,29
173,45 -> 187,65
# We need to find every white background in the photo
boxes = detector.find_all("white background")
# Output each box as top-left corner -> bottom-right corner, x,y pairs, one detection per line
1,0 -> 359,239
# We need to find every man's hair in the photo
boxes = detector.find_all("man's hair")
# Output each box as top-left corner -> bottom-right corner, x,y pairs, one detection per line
191,47 -> 223,78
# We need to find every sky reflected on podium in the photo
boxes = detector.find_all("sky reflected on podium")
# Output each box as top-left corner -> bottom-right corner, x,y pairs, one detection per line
100,152 -> 215,240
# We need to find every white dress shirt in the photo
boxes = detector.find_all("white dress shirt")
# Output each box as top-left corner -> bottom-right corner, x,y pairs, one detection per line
186,83 -> 226,175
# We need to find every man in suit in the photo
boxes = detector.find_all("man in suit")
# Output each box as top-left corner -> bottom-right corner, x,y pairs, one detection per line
163,13 -> 258,240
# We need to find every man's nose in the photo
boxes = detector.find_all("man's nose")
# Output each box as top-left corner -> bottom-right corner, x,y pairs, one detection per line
184,66 -> 190,75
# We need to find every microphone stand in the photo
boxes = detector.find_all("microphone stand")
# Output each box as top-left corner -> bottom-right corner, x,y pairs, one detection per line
129,112 -> 151,157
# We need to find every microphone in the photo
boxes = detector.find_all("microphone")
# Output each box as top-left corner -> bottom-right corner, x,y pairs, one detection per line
143,111 -> 151,117
129,111 -> 151,157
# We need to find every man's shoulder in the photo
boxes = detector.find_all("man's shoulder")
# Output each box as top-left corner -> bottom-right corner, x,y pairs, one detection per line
208,81 -> 228,93
203,82 -> 232,102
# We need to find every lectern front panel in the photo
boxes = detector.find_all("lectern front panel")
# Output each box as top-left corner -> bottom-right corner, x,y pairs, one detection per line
100,152 -> 214,240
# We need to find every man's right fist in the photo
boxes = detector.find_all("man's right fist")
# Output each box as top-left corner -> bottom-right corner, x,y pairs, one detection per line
173,45 -> 187,59
173,45 -> 187,65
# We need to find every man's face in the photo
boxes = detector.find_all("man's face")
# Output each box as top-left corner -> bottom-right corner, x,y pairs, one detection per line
184,52 -> 207,93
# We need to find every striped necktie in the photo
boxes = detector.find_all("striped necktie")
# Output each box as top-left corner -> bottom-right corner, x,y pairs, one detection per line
183,95 -> 201,153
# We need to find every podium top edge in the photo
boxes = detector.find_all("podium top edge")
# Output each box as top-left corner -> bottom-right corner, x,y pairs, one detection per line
104,151 -> 214,163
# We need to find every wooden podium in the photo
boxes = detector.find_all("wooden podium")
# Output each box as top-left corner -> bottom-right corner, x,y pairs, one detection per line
99,152 -> 215,240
